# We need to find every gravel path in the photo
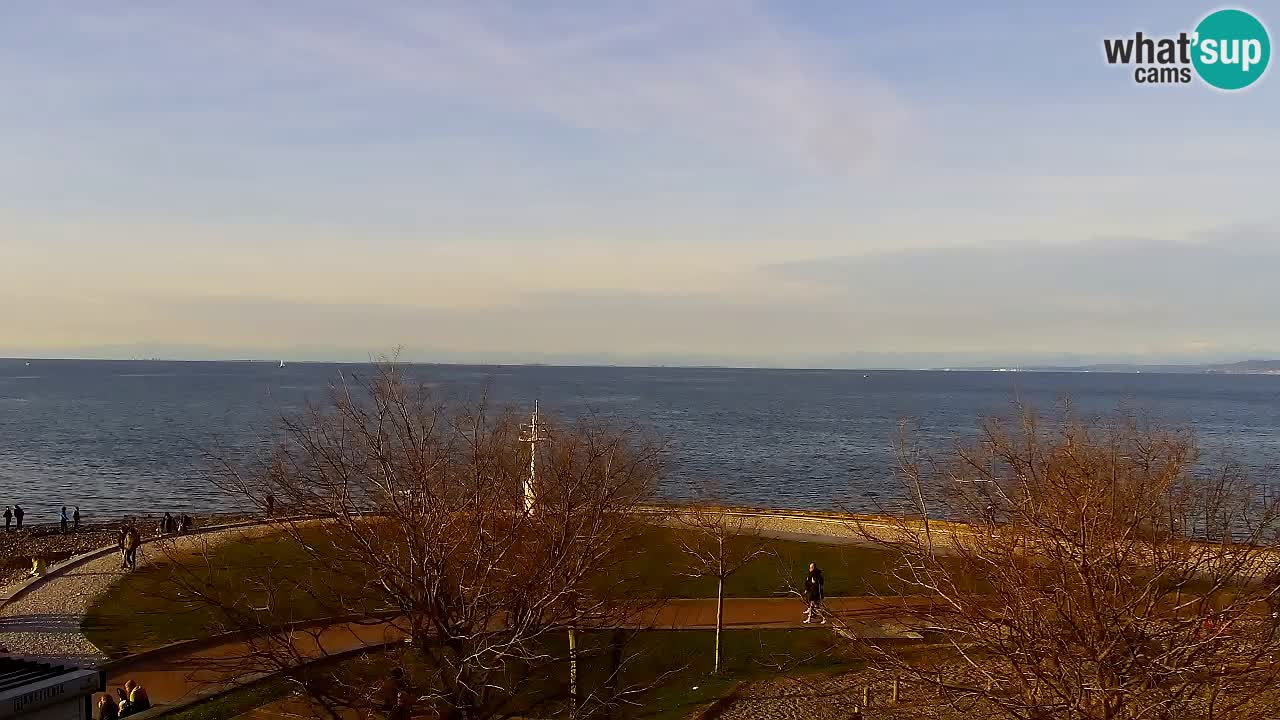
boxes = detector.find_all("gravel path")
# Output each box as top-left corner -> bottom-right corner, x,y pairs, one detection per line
0,526 -> 267,662
718,674 -> 865,720
718,671 -> 969,720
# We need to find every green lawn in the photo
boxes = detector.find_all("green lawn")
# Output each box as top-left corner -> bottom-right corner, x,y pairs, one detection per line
158,629 -> 855,720
83,523 -> 914,658
618,525 -> 916,598
569,628 -> 855,719
162,679 -> 291,720
84,530 -> 349,657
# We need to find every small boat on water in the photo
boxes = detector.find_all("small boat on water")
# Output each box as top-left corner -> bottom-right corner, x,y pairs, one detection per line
279,360 -> 286,368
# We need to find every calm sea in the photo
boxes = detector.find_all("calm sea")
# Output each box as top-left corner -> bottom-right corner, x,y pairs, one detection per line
2,359 -> 1279,522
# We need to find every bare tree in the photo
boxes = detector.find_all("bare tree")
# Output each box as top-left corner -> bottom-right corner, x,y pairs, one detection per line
159,364 -> 667,720
675,483 -> 769,675
852,408 -> 1280,720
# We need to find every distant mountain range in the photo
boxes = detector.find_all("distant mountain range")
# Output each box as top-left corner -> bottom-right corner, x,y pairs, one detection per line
962,359 -> 1280,375
5,349 -> 1280,374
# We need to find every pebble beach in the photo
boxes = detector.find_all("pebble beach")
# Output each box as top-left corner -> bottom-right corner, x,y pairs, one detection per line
0,514 -> 253,587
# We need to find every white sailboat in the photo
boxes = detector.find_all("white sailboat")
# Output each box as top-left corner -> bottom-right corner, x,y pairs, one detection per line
279,360 -> 286,368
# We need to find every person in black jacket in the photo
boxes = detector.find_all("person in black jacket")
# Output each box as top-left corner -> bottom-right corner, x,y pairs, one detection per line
114,688 -> 132,718
97,693 -> 119,720
803,562 -> 825,624
13,504 -> 24,529
3,506 -> 10,532
377,668 -> 413,720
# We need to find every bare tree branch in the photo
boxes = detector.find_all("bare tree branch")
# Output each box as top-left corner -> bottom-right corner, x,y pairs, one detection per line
849,407 -> 1280,720
156,363 -> 671,720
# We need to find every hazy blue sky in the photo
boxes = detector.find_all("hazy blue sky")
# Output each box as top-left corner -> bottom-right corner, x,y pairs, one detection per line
1,1 -> 1276,366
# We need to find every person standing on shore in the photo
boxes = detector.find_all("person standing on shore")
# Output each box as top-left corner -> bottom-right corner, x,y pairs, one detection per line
266,494 -> 274,517
162,512 -> 174,535
120,523 -> 140,571
128,524 -> 140,570
60,506 -> 69,533
803,562 -> 826,624
73,506 -> 81,531
14,504 -> 23,530
3,506 -> 10,531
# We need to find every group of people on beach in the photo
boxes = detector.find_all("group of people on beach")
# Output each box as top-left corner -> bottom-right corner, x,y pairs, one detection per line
61,505 -> 81,532
2,504 -> 22,531
96,680 -> 151,719
157,512 -> 195,536
112,512 -> 198,571
3,504 -> 82,532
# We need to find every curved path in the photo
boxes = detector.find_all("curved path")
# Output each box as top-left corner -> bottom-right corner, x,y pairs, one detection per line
0,508 -> 928,716
0,507 -> 931,712
108,596 -> 926,711
0,524 -> 280,661
0,508 -> 889,662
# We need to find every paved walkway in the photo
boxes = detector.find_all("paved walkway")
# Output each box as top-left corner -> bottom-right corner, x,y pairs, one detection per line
0,512 -> 928,716
0,526 -> 276,661
103,596 -> 925,710
0,512 -> 894,664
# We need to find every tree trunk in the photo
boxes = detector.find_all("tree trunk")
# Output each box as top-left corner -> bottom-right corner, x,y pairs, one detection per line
603,628 -> 625,720
715,575 -> 724,675
568,625 -> 579,718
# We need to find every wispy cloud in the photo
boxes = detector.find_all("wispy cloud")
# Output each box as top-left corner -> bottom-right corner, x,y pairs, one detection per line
43,1 -> 911,173
2,3 -> 1278,364
760,224 -> 1280,356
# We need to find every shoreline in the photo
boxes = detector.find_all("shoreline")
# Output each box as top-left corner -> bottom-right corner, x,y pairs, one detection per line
0,512 -> 256,586
0,503 -> 927,583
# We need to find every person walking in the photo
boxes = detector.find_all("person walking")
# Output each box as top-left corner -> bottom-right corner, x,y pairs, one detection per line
162,512 -> 174,536
60,506 -> 69,533
13,504 -> 23,529
120,524 -> 140,571
803,562 -> 826,624
126,525 -> 141,571
73,506 -> 81,531
118,525 -> 129,569
265,494 -> 274,517
3,506 -> 10,532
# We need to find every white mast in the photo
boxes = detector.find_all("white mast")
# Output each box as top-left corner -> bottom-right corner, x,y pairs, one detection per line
519,400 -> 548,515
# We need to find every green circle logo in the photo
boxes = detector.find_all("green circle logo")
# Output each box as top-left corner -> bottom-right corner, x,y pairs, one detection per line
1192,9 -> 1270,90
